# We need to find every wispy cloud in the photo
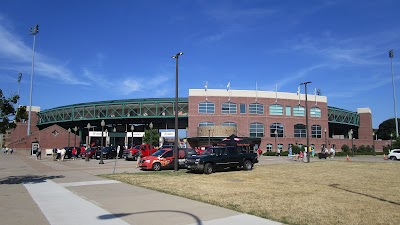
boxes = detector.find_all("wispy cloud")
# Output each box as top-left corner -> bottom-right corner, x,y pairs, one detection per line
0,17 -> 85,85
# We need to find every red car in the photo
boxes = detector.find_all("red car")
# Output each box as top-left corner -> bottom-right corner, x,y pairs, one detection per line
80,147 -> 97,159
139,148 -> 175,171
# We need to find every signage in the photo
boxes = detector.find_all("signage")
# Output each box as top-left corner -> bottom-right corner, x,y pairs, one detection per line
161,131 -> 175,137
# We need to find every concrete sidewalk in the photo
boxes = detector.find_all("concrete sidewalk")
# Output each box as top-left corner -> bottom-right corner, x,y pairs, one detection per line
0,153 -> 282,225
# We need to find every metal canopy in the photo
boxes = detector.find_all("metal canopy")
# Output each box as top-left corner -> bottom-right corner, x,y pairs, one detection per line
327,106 -> 359,126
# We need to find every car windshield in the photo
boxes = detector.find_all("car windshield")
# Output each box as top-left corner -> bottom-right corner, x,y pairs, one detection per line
152,149 -> 166,156
202,148 -> 216,155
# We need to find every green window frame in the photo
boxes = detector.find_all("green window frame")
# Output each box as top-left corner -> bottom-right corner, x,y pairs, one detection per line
222,102 -> 237,114
293,105 -> 305,116
249,103 -> 264,115
269,104 -> 283,115
198,102 -> 215,114
310,107 -> 321,118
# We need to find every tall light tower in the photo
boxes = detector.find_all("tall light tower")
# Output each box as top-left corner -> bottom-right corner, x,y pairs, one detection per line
172,52 -> 183,172
389,50 -> 399,138
17,73 -> 22,107
300,81 -> 312,163
27,24 -> 39,136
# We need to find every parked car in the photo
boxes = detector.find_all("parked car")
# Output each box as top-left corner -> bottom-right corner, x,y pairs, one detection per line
96,146 -> 117,159
388,149 -> 400,160
139,149 -> 175,171
178,148 -> 197,168
80,147 -> 97,159
123,144 -> 157,161
185,146 -> 258,174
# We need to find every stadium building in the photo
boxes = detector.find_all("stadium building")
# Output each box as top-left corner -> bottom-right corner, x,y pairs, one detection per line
6,89 -> 388,154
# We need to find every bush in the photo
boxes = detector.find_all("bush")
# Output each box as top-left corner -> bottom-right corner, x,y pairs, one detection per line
292,145 -> 301,154
341,144 -> 350,153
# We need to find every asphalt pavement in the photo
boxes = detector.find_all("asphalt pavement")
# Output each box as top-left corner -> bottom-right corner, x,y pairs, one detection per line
0,152 -> 283,225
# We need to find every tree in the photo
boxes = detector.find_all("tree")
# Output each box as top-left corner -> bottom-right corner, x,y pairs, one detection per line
377,118 -> 399,140
0,89 -> 28,134
142,128 -> 160,147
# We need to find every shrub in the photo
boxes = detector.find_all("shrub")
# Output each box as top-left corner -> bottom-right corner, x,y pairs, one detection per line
341,144 -> 350,153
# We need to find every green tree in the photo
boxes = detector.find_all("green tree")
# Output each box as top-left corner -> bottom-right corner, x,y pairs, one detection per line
142,128 -> 160,147
0,89 -> 27,134
377,118 -> 399,140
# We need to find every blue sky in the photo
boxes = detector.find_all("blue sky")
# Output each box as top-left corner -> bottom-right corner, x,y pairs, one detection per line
1,0 -> 399,128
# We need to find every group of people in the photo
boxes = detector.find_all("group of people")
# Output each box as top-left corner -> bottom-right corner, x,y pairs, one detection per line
2,147 -> 13,155
51,147 -> 67,161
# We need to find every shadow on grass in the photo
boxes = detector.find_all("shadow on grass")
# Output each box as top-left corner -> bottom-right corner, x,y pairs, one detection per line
98,210 -> 202,225
0,175 -> 64,185
329,184 -> 400,206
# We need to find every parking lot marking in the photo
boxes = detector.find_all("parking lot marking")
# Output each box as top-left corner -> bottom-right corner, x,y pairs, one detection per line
24,180 -> 131,225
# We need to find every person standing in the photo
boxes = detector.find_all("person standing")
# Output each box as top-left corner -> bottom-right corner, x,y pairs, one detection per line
10,148 -> 13,154
277,148 -> 281,157
330,147 -> 335,159
117,145 -> 121,159
72,147 -> 77,160
60,148 -> 66,161
52,147 -> 58,161
136,149 -> 142,168
36,148 -> 42,160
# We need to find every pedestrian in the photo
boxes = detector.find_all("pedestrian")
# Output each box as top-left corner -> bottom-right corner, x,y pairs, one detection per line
288,146 -> 293,157
5,147 -> 9,154
60,148 -> 66,161
257,147 -> 262,157
10,148 -> 13,154
330,147 -> 335,159
299,151 -> 304,161
36,148 -> 42,160
52,147 -> 57,161
312,148 -> 315,157
57,148 -> 61,160
72,147 -> 77,160
277,148 -> 281,157
117,145 -> 121,159
136,149 -> 143,168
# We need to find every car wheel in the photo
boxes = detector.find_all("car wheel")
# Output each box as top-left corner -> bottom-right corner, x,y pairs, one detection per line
204,163 -> 213,174
152,163 -> 161,171
390,156 -> 396,160
243,160 -> 253,171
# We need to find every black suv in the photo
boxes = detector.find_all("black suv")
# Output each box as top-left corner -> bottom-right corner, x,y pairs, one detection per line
63,147 -> 79,159
95,146 -> 117,159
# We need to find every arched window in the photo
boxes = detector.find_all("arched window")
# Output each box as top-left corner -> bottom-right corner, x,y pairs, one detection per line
222,122 -> 237,127
198,122 -> 215,127
311,124 -> 322,138
270,123 -> 284,137
310,106 -> 321,118
266,143 -> 273,152
250,122 -> 264,137
293,105 -> 305,116
249,103 -> 264,115
198,102 -> 215,114
294,124 -> 306,138
221,102 -> 237,114
269,104 -> 283,115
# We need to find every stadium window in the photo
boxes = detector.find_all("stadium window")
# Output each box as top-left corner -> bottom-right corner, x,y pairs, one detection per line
249,103 -> 264,115
311,124 -> 322,138
222,122 -> 237,127
293,105 -> 305,116
310,106 -> 321,118
270,123 -> 284,137
294,124 -> 306,138
221,102 -> 237,114
198,102 -> 215,114
240,103 -> 246,114
269,104 -> 283,115
198,122 -> 215,127
250,122 -> 264,137
286,106 -> 291,116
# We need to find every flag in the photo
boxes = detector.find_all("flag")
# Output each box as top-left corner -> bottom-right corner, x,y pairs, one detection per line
205,81 -> 208,91
314,88 -> 317,105
18,73 -> 22,83
227,81 -> 230,91
297,85 -> 301,105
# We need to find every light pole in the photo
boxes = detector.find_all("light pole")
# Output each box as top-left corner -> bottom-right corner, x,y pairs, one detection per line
300,81 -> 311,163
130,125 -> 134,148
68,128 -> 71,147
372,132 -> 376,156
208,128 -> 211,145
324,128 -> 327,150
172,52 -> 183,172
73,126 -> 78,150
99,120 -> 105,164
390,133 -> 393,150
389,50 -> 399,138
17,73 -> 22,107
86,123 -> 91,161
113,127 -> 118,174
27,24 -> 39,136
350,129 -> 354,157
274,129 -> 278,153
149,122 -> 153,155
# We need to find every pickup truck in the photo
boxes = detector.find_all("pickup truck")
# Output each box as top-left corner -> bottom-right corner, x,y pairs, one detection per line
185,146 -> 258,174
123,144 -> 157,161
